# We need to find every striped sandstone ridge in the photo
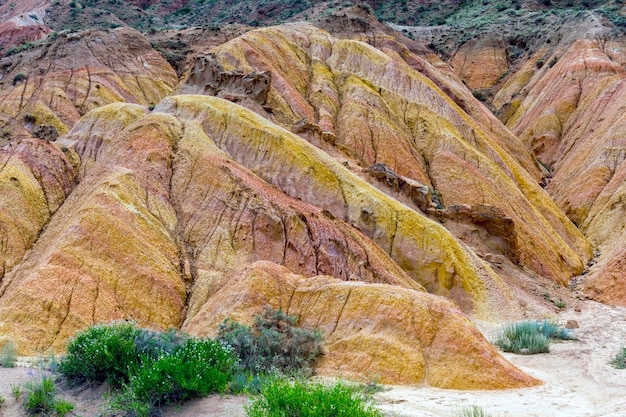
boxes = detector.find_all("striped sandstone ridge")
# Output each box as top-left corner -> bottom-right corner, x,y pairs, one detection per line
178,24 -> 590,290
0,99 -> 538,389
0,26 -> 177,147
497,15 -> 626,306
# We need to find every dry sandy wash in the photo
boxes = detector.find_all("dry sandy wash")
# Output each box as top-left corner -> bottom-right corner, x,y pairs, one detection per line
0,301 -> 624,417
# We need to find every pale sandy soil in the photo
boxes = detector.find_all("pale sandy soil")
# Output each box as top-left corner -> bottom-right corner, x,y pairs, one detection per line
376,301 -> 626,417
0,301 -> 624,417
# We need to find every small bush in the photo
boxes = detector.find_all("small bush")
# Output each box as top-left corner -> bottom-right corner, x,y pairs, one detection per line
0,394 -> 4,407
133,327 -> 187,360
494,320 -> 575,354
59,322 -> 141,387
25,374 -> 56,415
245,379 -> 384,417
54,399 -> 74,417
12,73 -> 26,85
610,347 -> 626,369
0,340 -> 17,367
113,338 -> 236,417
218,307 -> 323,376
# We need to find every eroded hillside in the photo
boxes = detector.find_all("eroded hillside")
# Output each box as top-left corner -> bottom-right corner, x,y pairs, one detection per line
0,0 -> 625,391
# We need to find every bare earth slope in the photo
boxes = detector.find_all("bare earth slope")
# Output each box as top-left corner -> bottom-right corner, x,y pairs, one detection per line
3,4 -> 626,393
497,13 -> 626,306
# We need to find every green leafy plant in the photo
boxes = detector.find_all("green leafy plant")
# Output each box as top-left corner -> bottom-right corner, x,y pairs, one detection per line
218,307 -> 323,376
53,398 -> 74,417
0,394 -> 4,407
11,73 -> 26,85
610,346 -> 626,369
24,374 -> 56,415
0,340 -> 17,367
245,379 -> 384,417
494,320 -> 575,354
59,321 -> 141,387
111,338 -> 236,417
11,383 -> 21,400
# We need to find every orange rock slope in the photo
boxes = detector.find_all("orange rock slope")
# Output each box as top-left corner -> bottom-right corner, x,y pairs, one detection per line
497,17 -> 626,306
0,97 -> 538,389
180,23 -> 590,288
0,26 -> 177,146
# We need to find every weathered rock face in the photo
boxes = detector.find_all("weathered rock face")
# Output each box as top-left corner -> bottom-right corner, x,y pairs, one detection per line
0,98 -> 537,389
450,35 -> 509,90
497,18 -> 626,305
0,27 -> 177,147
184,261 -> 539,389
0,138 -> 77,280
183,24 -> 589,288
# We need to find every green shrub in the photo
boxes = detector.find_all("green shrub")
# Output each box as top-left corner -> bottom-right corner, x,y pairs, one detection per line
113,338 -> 236,417
59,322 -> 141,387
245,379 -> 384,417
54,399 -> 74,417
610,346 -> 626,369
0,340 -> 17,367
12,73 -> 26,85
218,307 -> 323,376
133,327 -> 187,360
494,320 -> 575,354
0,394 -> 4,407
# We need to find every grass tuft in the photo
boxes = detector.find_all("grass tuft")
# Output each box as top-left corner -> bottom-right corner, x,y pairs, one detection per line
610,347 -> 626,369
494,320 -> 575,354
457,405 -> 492,417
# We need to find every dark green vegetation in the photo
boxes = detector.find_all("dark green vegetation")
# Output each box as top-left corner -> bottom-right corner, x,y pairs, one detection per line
59,322 -> 236,416
245,378 -> 384,417
610,346 -> 626,369
494,320 -> 576,354
217,307 -> 323,376
57,310 -> 327,417
43,0 -> 626,35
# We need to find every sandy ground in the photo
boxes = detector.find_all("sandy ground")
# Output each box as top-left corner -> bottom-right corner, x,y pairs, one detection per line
376,301 -> 626,417
0,301 -> 624,417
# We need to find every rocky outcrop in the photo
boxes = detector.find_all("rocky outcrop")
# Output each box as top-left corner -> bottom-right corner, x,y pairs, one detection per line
496,17 -> 626,305
450,35 -> 509,90
178,53 -> 271,107
184,261 -> 539,389
186,24 -> 589,288
0,137 -> 77,280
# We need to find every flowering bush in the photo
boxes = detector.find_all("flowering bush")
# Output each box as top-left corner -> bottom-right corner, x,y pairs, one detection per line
59,322 -> 141,387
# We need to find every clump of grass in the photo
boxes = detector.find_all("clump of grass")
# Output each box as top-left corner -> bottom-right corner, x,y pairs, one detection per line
610,347 -> 626,369
11,383 -> 21,399
24,373 -> 73,416
245,379 -> 384,417
0,340 -> 17,367
457,405 -> 491,417
494,320 -> 575,354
